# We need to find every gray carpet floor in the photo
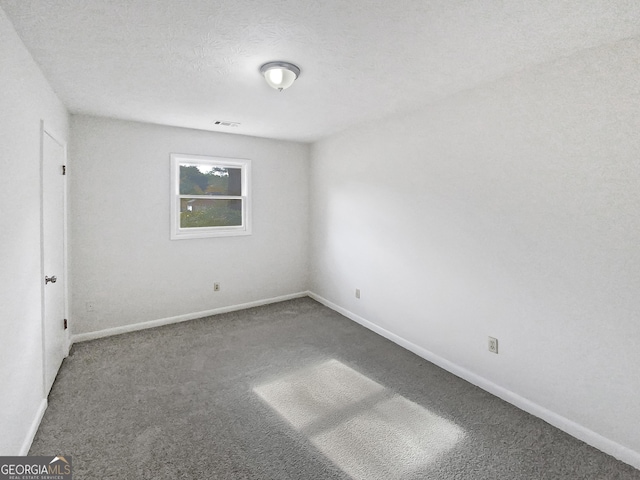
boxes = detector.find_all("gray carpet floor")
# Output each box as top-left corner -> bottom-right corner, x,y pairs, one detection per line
30,297 -> 640,479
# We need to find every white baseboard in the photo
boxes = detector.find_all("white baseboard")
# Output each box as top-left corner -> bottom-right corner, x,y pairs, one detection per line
19,399 -> 47,456
72,291 -> 309,344
308,291 -> 640,471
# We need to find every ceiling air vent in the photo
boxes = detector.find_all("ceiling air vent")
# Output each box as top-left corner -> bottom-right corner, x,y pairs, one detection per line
213,120 -> 240,127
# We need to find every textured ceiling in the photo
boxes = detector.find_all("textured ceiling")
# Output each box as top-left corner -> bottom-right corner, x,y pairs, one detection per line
2,0 -> 640,142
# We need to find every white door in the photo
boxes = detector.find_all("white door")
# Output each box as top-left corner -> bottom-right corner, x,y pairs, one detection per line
42,127 -> 66,395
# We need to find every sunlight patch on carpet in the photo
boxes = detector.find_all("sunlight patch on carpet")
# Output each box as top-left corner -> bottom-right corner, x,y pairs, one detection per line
254,359 -> 465,480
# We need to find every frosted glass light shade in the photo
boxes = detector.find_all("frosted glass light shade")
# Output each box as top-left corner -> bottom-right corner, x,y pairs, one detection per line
260,62 -> 300,91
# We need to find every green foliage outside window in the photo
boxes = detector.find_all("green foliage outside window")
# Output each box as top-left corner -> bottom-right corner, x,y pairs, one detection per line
180,200 -> 242,228
179,165 -> 240,196
179,165 -> 242,228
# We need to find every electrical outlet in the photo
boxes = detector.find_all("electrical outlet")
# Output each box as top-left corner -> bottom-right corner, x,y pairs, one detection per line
355,289 -> 360,299
214,283 -> 220,292
488,336 -> 498,354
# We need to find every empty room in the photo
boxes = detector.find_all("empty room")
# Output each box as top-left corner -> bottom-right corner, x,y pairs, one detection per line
1,1 -> 639,478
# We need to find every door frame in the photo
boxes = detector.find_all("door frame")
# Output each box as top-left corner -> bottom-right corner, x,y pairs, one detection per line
39,120 -> 70,397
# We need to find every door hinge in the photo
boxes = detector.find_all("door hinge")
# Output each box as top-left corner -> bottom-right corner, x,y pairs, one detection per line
62,165 -> 66,175
63,319 -> 68,330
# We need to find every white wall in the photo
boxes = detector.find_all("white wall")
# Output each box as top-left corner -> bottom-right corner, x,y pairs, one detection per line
310,37 -> 640,466
69,116 -> 309,336
0,7 -> 69,455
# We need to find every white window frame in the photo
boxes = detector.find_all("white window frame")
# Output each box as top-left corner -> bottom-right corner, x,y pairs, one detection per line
170,153 -> 251,239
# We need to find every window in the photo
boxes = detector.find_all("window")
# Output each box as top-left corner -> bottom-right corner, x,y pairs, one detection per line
171,154 -> 251,239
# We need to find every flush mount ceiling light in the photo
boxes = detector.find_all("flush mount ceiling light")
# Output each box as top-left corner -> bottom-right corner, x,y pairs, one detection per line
260,61 -> 301,91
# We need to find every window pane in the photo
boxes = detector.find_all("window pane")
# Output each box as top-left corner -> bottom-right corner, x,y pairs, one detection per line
180,198 -> 242,228
179,164 -> 242,196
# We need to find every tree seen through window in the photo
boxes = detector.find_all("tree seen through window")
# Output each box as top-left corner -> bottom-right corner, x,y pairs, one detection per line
179,164 -> 242,228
